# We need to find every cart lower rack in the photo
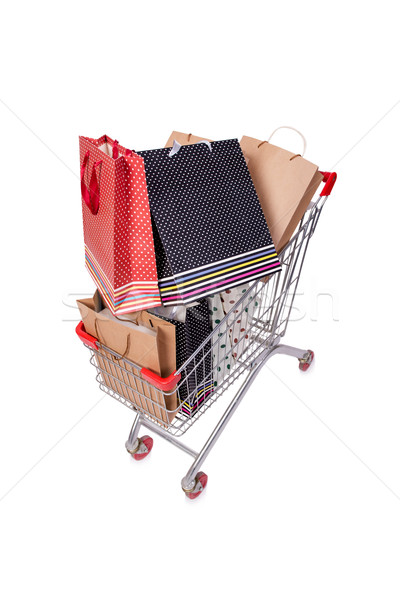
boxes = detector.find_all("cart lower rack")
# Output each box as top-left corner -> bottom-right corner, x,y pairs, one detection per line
76,171 -> 337,499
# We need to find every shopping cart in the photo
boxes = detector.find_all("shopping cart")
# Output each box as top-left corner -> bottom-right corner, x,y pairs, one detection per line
76,171 -> 337,499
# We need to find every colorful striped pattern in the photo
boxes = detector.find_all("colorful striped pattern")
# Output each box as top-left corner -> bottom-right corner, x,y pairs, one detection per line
85,246 -> 161,314
180,381 -> 215,416
159,245 -> 281,305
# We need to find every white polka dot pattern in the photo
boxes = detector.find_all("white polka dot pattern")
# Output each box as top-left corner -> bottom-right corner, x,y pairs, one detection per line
79,135 -> 161,314
137,139 -> 282,305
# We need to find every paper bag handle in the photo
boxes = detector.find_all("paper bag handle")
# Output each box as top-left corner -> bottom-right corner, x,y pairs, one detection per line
80,152 -> 91,208
94,319 -> 131,361
76,320 -> 182,391
113,311 -> 144,327
112,139 -> 119,158
76,319 -> 132,359
267,126 -> 307,157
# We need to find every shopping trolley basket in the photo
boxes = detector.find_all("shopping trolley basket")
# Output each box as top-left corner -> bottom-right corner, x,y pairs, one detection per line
76,171 -> 337,499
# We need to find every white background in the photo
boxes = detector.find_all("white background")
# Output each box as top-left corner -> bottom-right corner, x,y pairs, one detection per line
1,1 -> 399,598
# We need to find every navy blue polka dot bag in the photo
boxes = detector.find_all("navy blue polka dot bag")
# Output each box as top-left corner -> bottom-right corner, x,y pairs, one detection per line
137,139 -> 281,305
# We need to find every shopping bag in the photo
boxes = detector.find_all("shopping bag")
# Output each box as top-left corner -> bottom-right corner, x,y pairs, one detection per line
121,308 -> 180,421
240,127 -> 323,254
208,293 -> 232,387
150,299 -> 213,416
79,135 -> 161,315
220,285 -> 260,360
208,284 -> 261,388
137,139 -> 281,305
165,131 -> 213,147
77,297 -> 177,425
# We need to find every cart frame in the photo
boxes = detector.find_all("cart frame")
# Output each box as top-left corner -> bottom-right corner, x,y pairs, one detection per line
76,171 -> 337,499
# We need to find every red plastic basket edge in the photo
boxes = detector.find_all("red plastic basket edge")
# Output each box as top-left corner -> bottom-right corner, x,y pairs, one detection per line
76,321 -> 181,392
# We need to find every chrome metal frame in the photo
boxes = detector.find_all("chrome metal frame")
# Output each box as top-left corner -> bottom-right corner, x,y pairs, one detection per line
83,191 -> 328,491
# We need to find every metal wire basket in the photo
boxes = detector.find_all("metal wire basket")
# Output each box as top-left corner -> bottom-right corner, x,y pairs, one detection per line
76,171 -> 337,497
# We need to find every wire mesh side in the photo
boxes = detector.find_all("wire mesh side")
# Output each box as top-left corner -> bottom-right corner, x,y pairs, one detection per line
85,194 -> 326,436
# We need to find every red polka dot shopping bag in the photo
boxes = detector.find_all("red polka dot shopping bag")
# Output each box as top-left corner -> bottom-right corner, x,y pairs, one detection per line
79,135 -> 161,314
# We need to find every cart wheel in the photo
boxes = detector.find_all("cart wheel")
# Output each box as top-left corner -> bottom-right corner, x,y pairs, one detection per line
184,472 -> 208,500
299,350 -> 314,372
128,435 -> 153,461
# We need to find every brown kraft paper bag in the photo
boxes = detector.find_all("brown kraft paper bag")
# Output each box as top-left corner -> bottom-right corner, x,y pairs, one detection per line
123,309 -> 179,420
240,128 -> 323,255
165,130 -> 322,255
77,297 -> 178,425
165,131 -> 213,147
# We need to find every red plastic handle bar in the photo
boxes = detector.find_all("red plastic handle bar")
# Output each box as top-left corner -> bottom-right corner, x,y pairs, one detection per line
76,321 -> 181,391
319,171 -> 337,197
141,368 -> 182,392
76,321 -> 98,350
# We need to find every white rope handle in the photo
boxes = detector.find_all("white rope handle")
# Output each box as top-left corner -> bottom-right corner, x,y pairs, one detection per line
268,126 -> 307,157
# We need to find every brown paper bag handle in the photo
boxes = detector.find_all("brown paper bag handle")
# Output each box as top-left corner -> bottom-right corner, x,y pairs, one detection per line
94,318 -> 131,361
265,126 -> 307,157
113,311 -> 144,326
